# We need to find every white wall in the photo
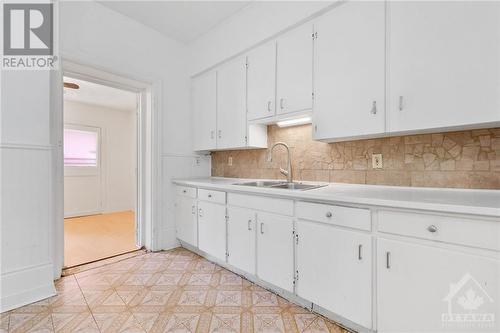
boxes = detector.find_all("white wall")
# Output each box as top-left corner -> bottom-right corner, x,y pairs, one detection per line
188,1 -> 335,75
64,100 -> 136,216
59,1 -> 209,254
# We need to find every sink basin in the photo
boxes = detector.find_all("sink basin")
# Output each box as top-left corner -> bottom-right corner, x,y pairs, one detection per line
270,182 -> 326,191
235,180 -> 285,187
234,181 -> 326,191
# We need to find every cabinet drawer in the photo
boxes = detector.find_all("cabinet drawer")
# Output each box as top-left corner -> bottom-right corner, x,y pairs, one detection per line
198,189 -> 226,204
378,210 -> 500,251
176,186 -> 196,198
296,201 -> 371,231
227,193 -> 293,216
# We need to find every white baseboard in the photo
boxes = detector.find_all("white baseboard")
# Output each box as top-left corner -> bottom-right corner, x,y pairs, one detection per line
0,263 -> 56,313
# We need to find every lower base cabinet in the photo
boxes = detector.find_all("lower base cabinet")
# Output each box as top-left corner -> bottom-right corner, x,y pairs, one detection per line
198,201 -> 227,261
256,212 -> 294,292
296,221 -> 372,328
174,195 -> 197,246
377,239 -> 500,333
227,207 -> 256,274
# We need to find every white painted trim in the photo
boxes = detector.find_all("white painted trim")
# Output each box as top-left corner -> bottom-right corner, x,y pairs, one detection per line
0,263 -> 56,313
52,57 -> 162,279
0,143 -> 55,150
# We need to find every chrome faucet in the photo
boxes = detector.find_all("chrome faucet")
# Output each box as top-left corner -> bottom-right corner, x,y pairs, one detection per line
267,142 -> 293,183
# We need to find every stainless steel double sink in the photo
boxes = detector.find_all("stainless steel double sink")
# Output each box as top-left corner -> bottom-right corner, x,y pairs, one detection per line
233,180 -> 327,191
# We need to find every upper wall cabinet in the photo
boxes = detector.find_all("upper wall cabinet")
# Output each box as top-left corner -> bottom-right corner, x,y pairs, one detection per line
247,42 -> 276,121
193,71 -> 217,151
313,1 -> 385,142
276,24 -> 313,115
387,1 -> 500,133
217,58 -> 247,150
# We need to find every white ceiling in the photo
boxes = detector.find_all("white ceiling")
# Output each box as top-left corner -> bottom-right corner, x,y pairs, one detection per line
63,77 -> 137,112
99,1 -> 252,43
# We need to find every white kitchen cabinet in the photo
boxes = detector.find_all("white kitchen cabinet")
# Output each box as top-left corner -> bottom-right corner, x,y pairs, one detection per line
313,1 -> 385,141
387,1 -> 500,133
197,200 -> 227,262
174,191 -> 197,247
276,24 -> 313,115
217,58 -> 247,150
227,207 -> 256,275
192,71 -> 217,151
256,212 -> 294,292
247,42 -> 276,120
296,221 -> 372,328
377,238 -> 500,333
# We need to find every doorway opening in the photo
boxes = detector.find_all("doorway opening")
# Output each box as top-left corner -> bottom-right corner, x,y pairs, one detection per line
62,76 -> 141,268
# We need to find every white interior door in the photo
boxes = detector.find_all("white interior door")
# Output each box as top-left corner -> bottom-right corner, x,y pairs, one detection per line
63,124 -> 102,217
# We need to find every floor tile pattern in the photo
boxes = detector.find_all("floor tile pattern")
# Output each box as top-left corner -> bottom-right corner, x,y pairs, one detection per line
1,248 -> 349,333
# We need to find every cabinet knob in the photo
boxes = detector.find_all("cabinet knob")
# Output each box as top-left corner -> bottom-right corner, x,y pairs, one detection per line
427,225 -> 438,233
325,211 -> 333,218
208,194 -> 212,198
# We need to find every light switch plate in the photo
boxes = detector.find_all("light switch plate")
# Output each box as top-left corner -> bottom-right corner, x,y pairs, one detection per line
372,154 -> 383,169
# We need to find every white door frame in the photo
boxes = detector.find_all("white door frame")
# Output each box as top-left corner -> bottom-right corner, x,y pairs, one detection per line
51,59 -> 162,277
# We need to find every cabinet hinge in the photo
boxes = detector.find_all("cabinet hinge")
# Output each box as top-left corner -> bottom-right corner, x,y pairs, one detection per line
295,233 -> 299,245
311,92 -> 315,100
294,270 -> 299,283
225,215 -> 229,221
312,32 -> 318,40
244,136 -> 248,143
226,251 -> 230,257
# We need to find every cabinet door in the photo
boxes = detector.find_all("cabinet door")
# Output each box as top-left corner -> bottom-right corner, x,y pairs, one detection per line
313,1 -> 385,141
378,239 -> 500,333
247,42 -> 276,120
256,212 -> 294,292
388,1 -> 500,133
296,221 -> 372,328
198,201 -> 226,262
217,57 -> 247,150
227,207 -> 256,275
193,72 -> 217,151
276,24 -> 313,115
175,196 -> 197,247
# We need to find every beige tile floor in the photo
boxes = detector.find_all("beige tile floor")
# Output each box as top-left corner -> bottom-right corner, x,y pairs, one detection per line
0,248 -> 350,333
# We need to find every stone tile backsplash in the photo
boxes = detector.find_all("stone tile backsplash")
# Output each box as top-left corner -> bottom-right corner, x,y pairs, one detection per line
211,125 -> 500,189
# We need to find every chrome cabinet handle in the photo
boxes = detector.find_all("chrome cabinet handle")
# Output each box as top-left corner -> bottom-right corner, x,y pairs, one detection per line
371,101 -> 377,115
260,223 -> 264,234
325,211 -> 332,218
427,225 -> 438,233
399,96 -> 404,111
358,244 -> 363,260
198,208 -> 203,218
267,101 -> 272,112
248,219 -> 252,231
280,98 -> 285,110
386,251 -> 391,269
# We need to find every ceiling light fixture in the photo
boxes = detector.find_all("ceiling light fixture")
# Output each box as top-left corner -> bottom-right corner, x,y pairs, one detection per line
276,116 -> 312,128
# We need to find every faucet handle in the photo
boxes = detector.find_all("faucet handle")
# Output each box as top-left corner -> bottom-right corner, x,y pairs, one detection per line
279,168 -> 289,176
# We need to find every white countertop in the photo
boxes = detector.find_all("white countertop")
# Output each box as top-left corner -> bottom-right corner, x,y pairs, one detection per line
172,177 -> 500,218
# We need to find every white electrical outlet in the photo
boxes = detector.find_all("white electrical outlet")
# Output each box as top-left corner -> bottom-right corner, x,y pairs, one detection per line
372,154 -> 383,169
228,156 -> 233,166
